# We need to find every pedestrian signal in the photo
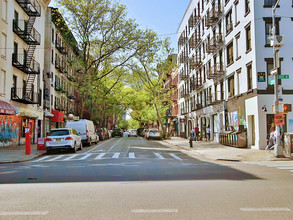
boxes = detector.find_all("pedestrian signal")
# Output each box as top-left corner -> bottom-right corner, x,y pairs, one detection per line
283,104 -> 292,113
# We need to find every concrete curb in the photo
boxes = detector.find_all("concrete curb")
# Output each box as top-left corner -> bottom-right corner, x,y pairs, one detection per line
0,152 -> 46,164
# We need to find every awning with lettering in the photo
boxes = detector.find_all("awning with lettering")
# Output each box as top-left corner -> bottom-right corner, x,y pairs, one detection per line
51,110 -> 64,122
0,100 -> 16,115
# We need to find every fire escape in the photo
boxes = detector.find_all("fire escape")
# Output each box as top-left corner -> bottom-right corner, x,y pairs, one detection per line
12,0 -> 41,104
205,2 -> 222,28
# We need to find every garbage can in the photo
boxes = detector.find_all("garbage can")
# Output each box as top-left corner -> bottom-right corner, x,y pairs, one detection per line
37,138 -> 46,150
284,133 -> 293,158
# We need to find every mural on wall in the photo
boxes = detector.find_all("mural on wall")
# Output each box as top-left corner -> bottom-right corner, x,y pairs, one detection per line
0,115 -> 21,145
227,107 -> 246,130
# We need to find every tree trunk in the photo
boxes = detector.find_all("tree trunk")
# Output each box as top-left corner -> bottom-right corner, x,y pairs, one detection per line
153,100 -> 166,138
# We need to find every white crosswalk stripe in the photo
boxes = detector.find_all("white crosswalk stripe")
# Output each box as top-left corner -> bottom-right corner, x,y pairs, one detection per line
78,153 -> 93,160
112,153 -> 120,159
95,153 -> 106,160
245,161 -> 293,174
154,153 -> 165,160
129,152 -> 135,159
32,152 -> 185,163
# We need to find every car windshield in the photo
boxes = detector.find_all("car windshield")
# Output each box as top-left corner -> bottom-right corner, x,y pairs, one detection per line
97,128 -> 103,132
113,128 -> 121,131
49,130 -> 70,136
150,129 -> 158,132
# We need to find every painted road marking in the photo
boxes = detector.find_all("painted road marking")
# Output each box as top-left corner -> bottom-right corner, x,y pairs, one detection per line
63,154 -> 79,161
95,153 -> 106,159
154,153 -> 165,160
169,153 -> 182,161
47,155 -> 65,162
129,152 -> 135,159
0,211 -> 49,216
112,153 -> 120,159
240,208 -> 291,212
78,153 -> 93,160
131,209 -> 178,213
33,156 -> 50,162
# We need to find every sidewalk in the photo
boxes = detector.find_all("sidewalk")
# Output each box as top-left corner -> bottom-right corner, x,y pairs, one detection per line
163,137 -> 291,162
0,144 -> 46,164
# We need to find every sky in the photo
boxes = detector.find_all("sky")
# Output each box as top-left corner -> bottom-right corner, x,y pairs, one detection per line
49,0 -> 191,53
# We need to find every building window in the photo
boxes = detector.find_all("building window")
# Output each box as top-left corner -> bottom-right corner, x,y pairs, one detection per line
235,33 -> 240,60
226,10 -> 233,34
234,1 -> 239,26
1,33 -> 7,58
264,17 -> 280,46
52,28 -> 54,43
236,68 -> 241,95
266,58 -> 274,90
220,81 -> 224,100
246,25 -> 251,52
226,41 -> 234,65
228,75 -> 235,97
2,0 -> 7,21
0,70 -> 6,95
51,49 -> 54,64
247,63 -> 253,90
264,0 -> 278,7
245,0 -> 251,15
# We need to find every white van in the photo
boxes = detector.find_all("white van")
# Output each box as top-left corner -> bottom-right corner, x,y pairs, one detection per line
66,120 -> 99,146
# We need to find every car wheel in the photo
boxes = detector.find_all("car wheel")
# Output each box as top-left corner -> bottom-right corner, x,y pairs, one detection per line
72,143 -> 77,153
79,142 -> 83,151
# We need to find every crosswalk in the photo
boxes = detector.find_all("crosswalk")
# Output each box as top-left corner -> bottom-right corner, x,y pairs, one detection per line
245,161 -> 293,174
32,152 -> 187,163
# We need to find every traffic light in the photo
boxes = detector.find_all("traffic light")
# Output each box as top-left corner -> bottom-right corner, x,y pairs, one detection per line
283,104 -> 292,113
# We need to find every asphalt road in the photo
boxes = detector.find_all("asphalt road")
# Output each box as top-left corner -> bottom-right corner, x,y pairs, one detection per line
0,134 -> 292,219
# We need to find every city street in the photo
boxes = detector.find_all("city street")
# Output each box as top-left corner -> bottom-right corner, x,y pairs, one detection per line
0,135 -> 292,219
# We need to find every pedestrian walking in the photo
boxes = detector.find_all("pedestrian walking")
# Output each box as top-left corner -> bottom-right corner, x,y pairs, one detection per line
265,126 -> 276,150
194,126 -> 199,141
206,126 -> 210,141
191,128 -> 195,140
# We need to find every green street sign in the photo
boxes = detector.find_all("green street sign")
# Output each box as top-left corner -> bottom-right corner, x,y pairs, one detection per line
269,80 -> 275,85
278,75 -> 289,79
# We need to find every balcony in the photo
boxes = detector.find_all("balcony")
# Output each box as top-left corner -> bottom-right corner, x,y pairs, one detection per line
11,87 -> 39,104
193,15 -> 201,26
55,40 -> 68,55
178,35 -> 188,46
15,0 -> 41,17
12,53 -> 40,74
180,91 -> 190,99
205,3 -> 222,28
13,19 -> 41,45
55,82 -> 62,92
179,54 -> 188,64
190,54 -> 202,70
55,60 -> 64,73
195,83 -> 203,91
179,71 -> 189,81
207,63 -> 224,79
206,34 -> 223,54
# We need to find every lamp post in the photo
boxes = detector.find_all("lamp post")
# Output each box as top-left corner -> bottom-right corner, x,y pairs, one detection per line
272,0 -> 283,157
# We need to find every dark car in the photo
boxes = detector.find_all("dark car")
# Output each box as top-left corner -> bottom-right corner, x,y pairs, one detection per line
96,127 -> 108,141
112,128 -> 123,137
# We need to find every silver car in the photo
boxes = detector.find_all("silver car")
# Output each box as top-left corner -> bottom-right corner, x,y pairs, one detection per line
46,128 -> 82,154
146,128 -> 162,140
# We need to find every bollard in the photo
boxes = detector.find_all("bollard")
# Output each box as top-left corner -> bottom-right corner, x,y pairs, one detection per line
189,137 -> 193,148
25,126 -> 31,155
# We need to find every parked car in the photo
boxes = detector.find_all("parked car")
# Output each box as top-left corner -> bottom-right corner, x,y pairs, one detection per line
128,129 -> 138,137
96,127 -> 108,141
66,120 -> 99,146
146,128 -> 162,140
45,128 -> 82,153
112,128 -> 123,137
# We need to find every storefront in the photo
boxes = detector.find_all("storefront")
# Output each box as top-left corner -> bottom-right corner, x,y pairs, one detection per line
0,100 -> 20,147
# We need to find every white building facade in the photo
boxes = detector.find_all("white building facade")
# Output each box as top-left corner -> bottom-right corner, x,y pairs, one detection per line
178,0 -> 293,149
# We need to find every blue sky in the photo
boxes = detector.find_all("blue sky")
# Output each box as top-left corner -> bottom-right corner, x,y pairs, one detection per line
49,0 -> 190,52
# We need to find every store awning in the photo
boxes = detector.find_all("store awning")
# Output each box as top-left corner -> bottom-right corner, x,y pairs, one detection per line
0,100 -> 16,115
51,110 -> 64,122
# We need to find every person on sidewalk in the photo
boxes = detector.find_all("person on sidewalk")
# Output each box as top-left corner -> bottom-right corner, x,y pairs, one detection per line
206,126 -> 210,141
191,128 -> 195,141
194,126 -> 199,141
265,126 -> 276,150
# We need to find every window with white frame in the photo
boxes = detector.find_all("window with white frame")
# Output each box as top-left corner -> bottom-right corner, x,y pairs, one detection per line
0,70 -> 6,95
226,10 -> 233,34
2,0 -> 8,21
226,41 -> 234,65
1,33 -> 7,58
228,74 -> 235,97
234,0 -> 239,26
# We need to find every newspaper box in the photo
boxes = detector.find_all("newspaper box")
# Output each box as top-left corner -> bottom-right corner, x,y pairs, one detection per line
37,138 -> 46,150
284,133 -> 293,158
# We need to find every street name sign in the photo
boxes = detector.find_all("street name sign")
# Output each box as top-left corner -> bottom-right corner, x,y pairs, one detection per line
278,75 -> 289,79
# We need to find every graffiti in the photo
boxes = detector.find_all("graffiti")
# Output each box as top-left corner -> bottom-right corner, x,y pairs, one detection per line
0,115 -> 21,143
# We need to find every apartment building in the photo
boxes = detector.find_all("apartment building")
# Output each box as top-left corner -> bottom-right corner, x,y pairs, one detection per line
43,7 -> 79,135
0,0 -> 50,146
177,0 -> 293,149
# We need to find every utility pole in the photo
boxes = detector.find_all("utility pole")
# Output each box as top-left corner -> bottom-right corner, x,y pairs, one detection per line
272,0 -> 283,157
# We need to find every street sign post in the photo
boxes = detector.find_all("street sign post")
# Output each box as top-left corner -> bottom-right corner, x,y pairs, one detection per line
278,75 -> 289,79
